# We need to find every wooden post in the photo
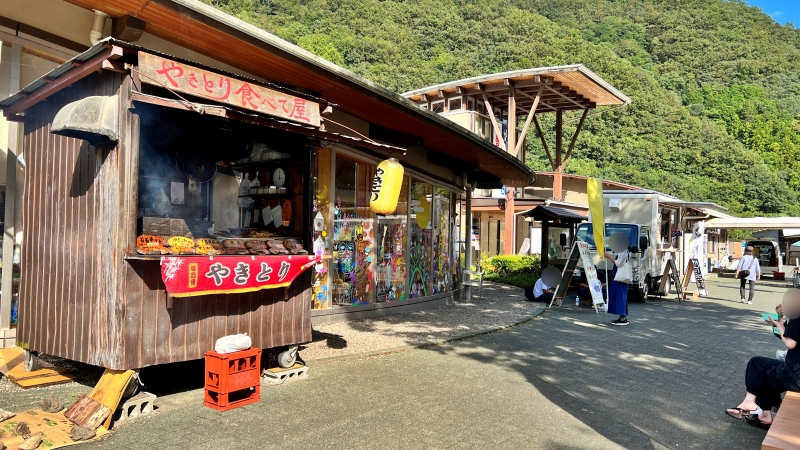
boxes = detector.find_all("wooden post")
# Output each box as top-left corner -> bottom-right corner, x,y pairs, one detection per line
464,175 -> 472,301
504,82 -> 516,255
553,110 -> 564,201
0,43 -> 21,332
541,221 -> 549,269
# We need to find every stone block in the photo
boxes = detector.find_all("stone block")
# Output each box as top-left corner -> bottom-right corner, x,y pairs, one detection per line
114,392 -> 156,424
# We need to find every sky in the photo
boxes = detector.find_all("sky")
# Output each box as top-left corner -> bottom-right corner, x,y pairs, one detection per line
746,0 -> 800,26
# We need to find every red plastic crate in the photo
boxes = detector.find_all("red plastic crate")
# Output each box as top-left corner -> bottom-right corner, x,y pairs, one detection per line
204,385 -> 260,411
204,348 -> 262,392
204,348 -> 262,411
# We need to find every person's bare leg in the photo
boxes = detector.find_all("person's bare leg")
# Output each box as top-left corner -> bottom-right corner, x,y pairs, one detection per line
757,408 -> 773,424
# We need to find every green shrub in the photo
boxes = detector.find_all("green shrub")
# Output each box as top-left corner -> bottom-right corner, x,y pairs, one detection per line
480,255 -> 541,278
483,272 -> 538,289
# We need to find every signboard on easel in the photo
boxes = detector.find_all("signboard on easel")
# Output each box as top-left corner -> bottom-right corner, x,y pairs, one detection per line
578,241 -> 606,311
550,241 -> 605,312
681,258 -> 708,298
658,258 -> 683,301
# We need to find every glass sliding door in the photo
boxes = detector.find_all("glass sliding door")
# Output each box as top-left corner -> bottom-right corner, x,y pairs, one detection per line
433,187 -> 453,294
331,155 -> 375,306
375,177 -> 409,302
311,147 -> 331,309
409,180 -> 433,298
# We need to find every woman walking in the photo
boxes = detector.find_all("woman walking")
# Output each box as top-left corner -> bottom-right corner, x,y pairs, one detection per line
735,246 -> 761,304
604,247 -> 631,326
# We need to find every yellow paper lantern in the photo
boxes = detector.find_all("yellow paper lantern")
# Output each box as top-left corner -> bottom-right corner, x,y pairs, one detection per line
370,158 -> 405,215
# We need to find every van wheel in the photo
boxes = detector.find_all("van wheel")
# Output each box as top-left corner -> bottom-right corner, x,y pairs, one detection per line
634,275 -> 650,302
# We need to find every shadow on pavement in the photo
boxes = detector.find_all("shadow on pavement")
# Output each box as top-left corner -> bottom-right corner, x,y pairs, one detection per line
420,292 -> 782,449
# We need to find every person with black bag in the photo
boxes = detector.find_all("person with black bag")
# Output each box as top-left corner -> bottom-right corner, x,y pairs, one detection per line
735,246 -> 761,305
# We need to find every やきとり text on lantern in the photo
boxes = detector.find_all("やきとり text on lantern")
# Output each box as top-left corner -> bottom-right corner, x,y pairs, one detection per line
370,158 -> 405,215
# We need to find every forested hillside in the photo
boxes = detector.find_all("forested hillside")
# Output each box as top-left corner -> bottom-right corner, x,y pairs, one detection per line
204,0 -> 800,216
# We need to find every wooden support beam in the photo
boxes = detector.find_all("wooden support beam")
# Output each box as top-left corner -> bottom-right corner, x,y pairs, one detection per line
547,84 -> 588,109
101,59 -> 126,73
555,110 -> 563,168
554,109 -> 564,201
513,84 -> 543,157
505,77 -> 518,256
507,80 -> 516,154
516,89 -> 558,112
4,45 -> 124,116
6,114 -> 26,123
479,83 -> 506,151
562,108 -> 590,166
532,115 -> 554,169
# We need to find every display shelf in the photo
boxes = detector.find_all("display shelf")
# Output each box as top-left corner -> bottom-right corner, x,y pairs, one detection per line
237,193 -> 294,199
125,251 -> 308,260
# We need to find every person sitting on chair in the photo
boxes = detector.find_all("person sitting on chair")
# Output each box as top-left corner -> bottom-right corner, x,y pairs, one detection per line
525,277 -> 554,303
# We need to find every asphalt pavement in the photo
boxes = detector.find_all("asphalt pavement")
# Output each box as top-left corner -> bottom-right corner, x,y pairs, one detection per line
0,277 -> 789,449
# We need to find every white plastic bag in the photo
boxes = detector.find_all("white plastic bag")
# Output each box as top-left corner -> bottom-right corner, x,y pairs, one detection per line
214,333 -> 252,354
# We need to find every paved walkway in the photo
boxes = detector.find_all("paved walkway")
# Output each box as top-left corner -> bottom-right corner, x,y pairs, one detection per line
0,278 -> 790,449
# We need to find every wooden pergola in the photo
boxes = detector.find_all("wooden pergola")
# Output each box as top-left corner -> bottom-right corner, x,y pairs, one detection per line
404,65 -> 630,255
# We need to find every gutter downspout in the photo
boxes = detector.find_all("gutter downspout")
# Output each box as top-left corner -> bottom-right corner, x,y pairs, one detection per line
89,10 -> 109,45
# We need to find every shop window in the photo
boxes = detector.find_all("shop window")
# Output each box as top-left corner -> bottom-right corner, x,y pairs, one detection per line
331,154 -> 375,306
311,147 -> 332,309
432,187 -> 453,293
375,176 -> 409,302
134,103 -> 309,253
409,180 -> 433,298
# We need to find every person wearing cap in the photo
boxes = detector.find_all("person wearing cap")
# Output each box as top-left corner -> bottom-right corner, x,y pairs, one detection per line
735,246 -> 761,305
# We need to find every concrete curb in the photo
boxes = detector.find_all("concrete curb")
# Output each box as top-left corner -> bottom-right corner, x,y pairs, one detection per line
305,304 -> 548,367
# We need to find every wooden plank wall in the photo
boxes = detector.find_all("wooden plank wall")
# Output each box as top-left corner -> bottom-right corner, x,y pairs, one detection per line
17,70 -> 313,369
17,71 -> 127,368
122,263 -> 311,369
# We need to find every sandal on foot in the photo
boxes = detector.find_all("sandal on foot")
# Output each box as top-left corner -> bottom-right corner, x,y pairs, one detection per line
745,415 -> 771,429
725,408 -> 753,419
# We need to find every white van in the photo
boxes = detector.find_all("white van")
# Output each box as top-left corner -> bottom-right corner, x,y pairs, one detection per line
747,240 -> 783,276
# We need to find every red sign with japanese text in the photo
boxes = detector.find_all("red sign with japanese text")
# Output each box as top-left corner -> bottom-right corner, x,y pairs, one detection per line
161,255 -> 320,297
137,52 -> 321,127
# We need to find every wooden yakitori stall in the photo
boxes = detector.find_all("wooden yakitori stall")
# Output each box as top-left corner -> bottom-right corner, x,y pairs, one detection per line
0,40 -> 406,370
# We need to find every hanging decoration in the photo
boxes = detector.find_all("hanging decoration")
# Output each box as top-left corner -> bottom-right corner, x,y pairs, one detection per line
370,158 -> 405,215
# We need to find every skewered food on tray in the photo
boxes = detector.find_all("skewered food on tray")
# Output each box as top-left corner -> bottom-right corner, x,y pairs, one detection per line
222,239 -> 249,255
167,246 -> 196,255
244,230 -> 276,238
195,245 -> 221,256
245,240 -> 268,255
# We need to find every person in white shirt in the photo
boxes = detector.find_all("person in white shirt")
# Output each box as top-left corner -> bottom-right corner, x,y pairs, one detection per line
735,246 -> 761,305
524,277 -> 554,303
